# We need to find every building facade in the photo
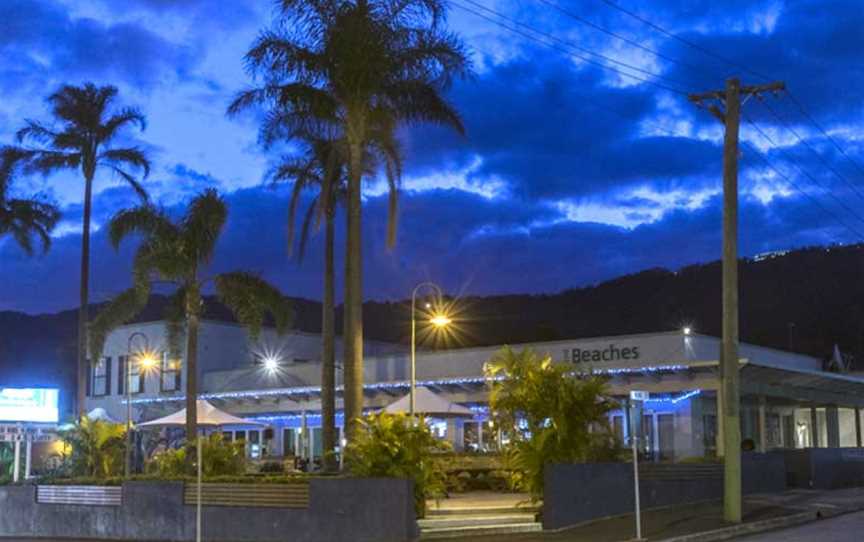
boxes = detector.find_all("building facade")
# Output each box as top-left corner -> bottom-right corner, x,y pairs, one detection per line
86,324 -> 864,462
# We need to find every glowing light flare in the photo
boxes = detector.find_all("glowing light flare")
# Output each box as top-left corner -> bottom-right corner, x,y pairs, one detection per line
135,350 -> 160,371
263,356 -> 280,373
430,314 -> 452,327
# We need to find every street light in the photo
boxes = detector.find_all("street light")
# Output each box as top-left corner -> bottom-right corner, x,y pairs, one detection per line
125,332 -> 157,477
410,282 -> 452,416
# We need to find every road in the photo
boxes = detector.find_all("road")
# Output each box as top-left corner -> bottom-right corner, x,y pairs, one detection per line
737,510 -> 864,542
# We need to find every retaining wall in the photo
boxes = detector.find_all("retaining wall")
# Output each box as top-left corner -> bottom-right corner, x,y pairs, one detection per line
543,453 -> 787,530
783,448 -> 864,489
0,479 -> 416,542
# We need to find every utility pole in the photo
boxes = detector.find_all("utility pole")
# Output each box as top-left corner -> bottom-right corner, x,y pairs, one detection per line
689,78 -> 784,524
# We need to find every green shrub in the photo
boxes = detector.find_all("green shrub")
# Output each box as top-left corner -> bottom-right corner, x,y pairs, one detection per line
258,461 -> 285,473
486,346 -> 620,500
56,416 -> 127,478
147,434 -> 246,477
345,413 -> 450,517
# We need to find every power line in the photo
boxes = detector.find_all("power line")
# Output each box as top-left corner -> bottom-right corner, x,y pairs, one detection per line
785,90 -> 864,179
739,141 -> 864,242
451,0 -> 693,95
595,0 -> 864,194
755,97 -> 864,203
597,0 -> 773,81
534,0 -> 719,84
742,110 -> 864,232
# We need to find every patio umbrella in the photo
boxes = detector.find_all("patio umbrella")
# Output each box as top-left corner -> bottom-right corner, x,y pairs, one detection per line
137,399 -> 265,542
137,399 -> 266,428
384,386 -> 474,417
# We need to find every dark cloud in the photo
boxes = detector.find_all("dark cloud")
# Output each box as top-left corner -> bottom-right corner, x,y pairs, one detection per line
0,181 -> 850,314
0,0 -> 197,92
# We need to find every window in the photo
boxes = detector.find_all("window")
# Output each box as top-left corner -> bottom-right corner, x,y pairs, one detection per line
91,357 -> 111,397
118,355 -> 145,395
160,353 -> 181,392
283,428 -> 297,456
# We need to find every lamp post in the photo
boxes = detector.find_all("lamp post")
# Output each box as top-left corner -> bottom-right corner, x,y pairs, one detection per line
410,282 -> 452,416
125,332 -> 156,477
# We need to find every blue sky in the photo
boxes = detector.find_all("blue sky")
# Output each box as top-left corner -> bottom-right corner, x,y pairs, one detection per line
1,0 -> 862,313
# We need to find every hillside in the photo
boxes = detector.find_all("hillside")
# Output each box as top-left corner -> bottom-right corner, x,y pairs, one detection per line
3,243 -> 864,416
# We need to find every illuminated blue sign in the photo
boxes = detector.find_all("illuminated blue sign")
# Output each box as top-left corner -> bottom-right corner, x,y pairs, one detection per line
0,388 -> 59,423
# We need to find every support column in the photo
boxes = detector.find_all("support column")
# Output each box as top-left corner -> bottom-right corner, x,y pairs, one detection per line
12,439 -> 20,483
716,390 -> 725,457
855,407 -> 862,448
826,406 -> 840,448
758,397 -> 767,453
810,407 -> 819,448
24,440 -> 32,479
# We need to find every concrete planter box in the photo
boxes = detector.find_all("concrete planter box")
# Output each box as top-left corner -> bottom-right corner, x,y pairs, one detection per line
783,448 -> 864,489
0,478 -> 417,542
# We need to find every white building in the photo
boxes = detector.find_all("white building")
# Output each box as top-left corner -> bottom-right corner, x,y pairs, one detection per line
86,325 -> 864,462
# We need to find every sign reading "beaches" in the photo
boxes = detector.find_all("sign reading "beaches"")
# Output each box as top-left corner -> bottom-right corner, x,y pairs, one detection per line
564,344 -> 641,363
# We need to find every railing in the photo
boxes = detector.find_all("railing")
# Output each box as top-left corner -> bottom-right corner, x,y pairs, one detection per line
182,482 -> 310,508
37,485 -> 122,506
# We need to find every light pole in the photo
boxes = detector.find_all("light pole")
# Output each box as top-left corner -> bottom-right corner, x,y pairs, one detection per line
125,332 -> 156,477
410,282 -> 452,416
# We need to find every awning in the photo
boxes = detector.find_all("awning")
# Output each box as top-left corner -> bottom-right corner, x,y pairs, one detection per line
742,364 -> 864,407
384,386 -> 474,417
138,400 -> 266,428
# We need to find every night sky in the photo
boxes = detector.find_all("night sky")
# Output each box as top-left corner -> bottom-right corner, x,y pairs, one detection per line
1,0 -> 862,314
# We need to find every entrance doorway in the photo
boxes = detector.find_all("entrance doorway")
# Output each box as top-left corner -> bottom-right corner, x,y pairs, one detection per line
658,414 -> 675,460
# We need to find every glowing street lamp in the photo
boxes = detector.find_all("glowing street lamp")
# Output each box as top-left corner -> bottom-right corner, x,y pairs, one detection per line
125,332 -> 158,477
410,282 -> 452,416
262,355 -> 280,374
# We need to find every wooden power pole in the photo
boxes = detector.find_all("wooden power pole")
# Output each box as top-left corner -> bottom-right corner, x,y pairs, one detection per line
689,78 -> 784,523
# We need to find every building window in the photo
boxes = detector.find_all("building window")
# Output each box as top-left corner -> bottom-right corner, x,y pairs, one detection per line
160,353 -> 181,392
118,356 -> 145,395
91,357 -> 111,397
283,428 -> 297,456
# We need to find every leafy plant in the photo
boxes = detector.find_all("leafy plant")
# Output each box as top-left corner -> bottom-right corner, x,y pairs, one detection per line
56,416 -> 127,478
147,434 -> 246,477
345,413 -> 450,517
88,188 -> 293,443
486,347 -> 619,500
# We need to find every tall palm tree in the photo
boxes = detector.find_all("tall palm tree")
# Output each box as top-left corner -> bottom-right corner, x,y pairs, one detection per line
88,189 -> 293,443
274,137 -> 347,472
0,149 -> 60,255
12,83 -> 151,416
229,0 -> 470,441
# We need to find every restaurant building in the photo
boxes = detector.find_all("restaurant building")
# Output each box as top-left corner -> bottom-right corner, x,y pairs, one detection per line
86,322 -> 864,462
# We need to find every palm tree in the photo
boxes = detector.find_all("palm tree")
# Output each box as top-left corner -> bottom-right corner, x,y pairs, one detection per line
11,83 -> 151,416
0,149 -> 60,255
88,188 -> 293,444
274,137 -> 346,471
229,0 -> 470,441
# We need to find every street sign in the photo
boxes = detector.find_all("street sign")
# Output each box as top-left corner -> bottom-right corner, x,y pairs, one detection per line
630,390 -> 649,402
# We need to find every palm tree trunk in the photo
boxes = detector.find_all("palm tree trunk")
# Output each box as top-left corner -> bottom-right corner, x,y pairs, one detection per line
321,211 -> 337,472
77,174 -> 94,417
343,133 -> 364,443
185,284 -> 200,446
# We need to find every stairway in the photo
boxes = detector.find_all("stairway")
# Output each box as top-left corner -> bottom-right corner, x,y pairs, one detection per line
420,493 -> 541,539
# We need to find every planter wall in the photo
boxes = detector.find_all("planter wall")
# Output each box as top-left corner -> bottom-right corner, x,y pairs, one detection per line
783,448 -> 864,489
543,453 -> 787,530
0,479 -> 417,542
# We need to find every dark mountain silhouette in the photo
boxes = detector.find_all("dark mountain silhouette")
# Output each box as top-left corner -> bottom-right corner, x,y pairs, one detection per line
3,243 -> 863,419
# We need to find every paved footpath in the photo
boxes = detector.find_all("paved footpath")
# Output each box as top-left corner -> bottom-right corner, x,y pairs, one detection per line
735,510 -> 864,542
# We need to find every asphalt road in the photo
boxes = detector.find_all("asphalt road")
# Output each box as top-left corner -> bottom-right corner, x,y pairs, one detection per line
736,511 -> 864,542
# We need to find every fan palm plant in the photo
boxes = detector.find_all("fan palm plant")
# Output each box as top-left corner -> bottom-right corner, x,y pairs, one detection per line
88,189 -> 293,443
0,149 -> 60,254
11,83 -> 151,416
229,0 -> 470,440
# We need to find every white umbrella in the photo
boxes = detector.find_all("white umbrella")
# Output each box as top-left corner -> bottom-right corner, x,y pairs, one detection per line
87,407 -> 123,424
138,399 -> 266,428
137,399 -> 265,542
385,386 -> 474,417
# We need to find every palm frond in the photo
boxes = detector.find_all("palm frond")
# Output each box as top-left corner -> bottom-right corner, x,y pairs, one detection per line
182,188 -> 228,264
23,151 -> 81,176
88,285 -> 150,361
1,198 -> 60,255
108,205 -> 176,250
100,147 -> 151,179
15,120 -> 59,145
214,272 -> 294,339
100,107 -> 147,141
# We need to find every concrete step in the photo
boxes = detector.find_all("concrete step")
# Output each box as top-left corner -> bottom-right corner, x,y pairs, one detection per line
420,522 -> 542,540
426,504 -> 539,517
419,513 -> 537,529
